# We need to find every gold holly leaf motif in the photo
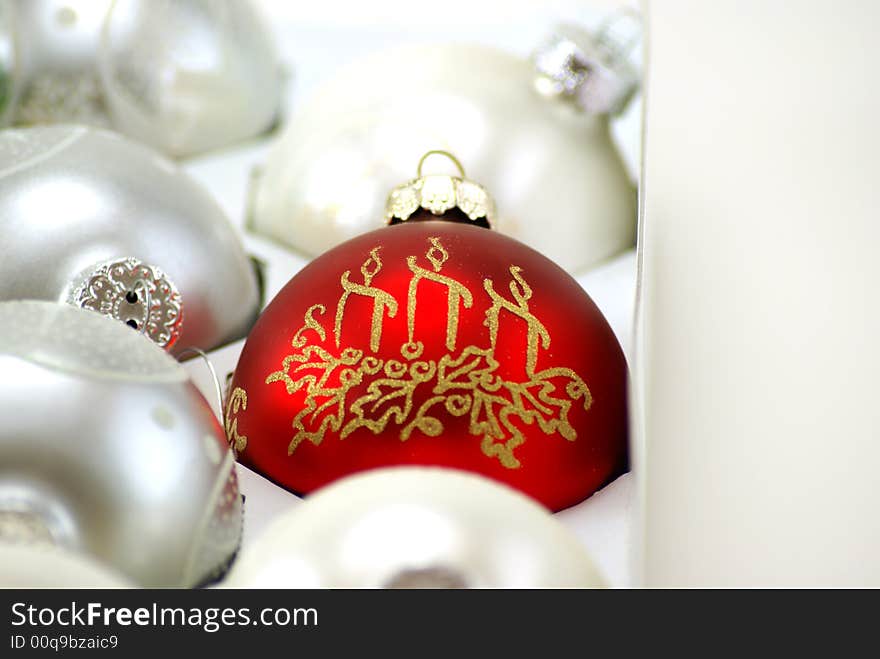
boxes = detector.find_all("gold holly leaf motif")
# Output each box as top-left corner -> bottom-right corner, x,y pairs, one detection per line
263,238 -> 592,469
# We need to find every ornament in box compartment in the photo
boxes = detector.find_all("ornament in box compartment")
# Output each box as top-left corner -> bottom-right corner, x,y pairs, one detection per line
224,467 -> 605,588
0,301 -> 242,587
3,0 -> 282,157
228,153 -> 629,512
0,124 -> 260,353
250,32 -> 639,274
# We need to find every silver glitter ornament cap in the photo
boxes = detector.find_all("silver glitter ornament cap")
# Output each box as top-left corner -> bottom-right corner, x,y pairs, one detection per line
533,10 -> 642,115
65,256 -> 183,351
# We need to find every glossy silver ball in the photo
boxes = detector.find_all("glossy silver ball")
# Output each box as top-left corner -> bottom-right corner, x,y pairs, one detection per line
224,467 -> 605,588
98,0 -> 282,157
0,124 -> 260,353
0,543 -> 133,587
251,43 -> 635,274
6,0 -> 281,157
0,301 -> 242,587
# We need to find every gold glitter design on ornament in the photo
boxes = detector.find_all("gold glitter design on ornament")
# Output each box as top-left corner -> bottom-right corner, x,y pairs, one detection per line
334,248 -> 398,353
225,387 -> 249,453
484,266 -> 549,377
265,238 -> 592,469
293,304 -> 327,348
404,237 -> 473,358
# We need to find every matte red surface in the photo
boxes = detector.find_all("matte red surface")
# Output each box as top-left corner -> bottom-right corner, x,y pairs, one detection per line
229,221 -> 628,511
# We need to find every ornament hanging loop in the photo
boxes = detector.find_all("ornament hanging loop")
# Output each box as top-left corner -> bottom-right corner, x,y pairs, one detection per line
417,150 -> 467,179
176,346 -> 226,428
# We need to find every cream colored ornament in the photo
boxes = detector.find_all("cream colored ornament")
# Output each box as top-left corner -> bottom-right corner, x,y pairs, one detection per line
250,42 -> 637,274
0,125 -> 259,352
224,467 -> 605,588
5,0 -> 281,157
0,301 -> 242,587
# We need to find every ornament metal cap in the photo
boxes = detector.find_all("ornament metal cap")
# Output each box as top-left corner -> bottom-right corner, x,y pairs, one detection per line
533,10 -> 642,115
64,257 -> 183,351
385,150 -> 495,228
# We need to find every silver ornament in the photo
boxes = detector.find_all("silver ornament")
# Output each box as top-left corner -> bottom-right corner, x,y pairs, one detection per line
0,301 -> 242,587
9,0 -> 114,126
250,42 -> 636,274
0,125 -> 259,353
224,467 -> 605,588
0,543 -> 133,587
0,1 -> 16,124
5,0 -> 281,157
98,0 -> 282,157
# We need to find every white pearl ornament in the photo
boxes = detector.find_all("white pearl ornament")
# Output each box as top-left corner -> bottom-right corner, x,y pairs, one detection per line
224,467 -> 605,588
250,43 -> 636,274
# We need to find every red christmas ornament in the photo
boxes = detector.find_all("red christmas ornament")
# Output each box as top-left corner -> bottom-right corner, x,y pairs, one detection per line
227,152 -> 628,511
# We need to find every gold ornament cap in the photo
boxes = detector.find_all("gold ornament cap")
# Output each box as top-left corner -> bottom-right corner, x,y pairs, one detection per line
385,151 -> 495,228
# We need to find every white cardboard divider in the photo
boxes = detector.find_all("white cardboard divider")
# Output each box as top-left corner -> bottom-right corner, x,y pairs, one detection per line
636,0 -> 880,586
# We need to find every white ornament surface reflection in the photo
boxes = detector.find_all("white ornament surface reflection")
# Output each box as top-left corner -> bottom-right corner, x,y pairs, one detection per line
0,301 -> 242,587
0,544 -> 133,588
252,43 -> 635,274
5,0 -> 281,157
0,125 -> 260,353
99,0 -> 281,157
224,467 -> 605,588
